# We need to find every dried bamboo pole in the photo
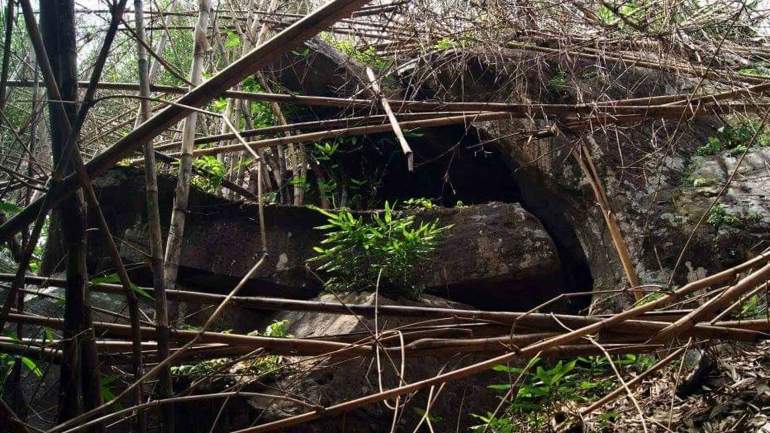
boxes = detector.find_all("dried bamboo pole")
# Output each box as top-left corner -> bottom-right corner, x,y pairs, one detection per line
44,249 -> 269,433
153,111 -> 464,150
651,262 -> 770,343
366,67 -> 413,171
18,1 -> 142,427
503,40 -> 768,84
253,0 -> 306,205
575,138 -> 641,299
60,392 -> 319,433
4,311 -> 364,356
36,0 -> 101,425
7,80 -> 768,115
174,112 -> 513,157
6,271 -> 770,337
6,307 -> 758,360
47,15 -> 283,426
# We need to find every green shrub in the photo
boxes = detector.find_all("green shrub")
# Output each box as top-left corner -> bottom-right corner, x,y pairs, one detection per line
309,202 -> 451,299
472,354 -> 653,432
738,66 -> 770,78
695,136 -> 724,156
696,121 -> 770,156
0,333 -> 43,393
707,203 -> 742,230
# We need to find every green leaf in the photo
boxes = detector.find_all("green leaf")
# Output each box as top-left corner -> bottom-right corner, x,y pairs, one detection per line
21,357 -> 42,377
91,273 -> 120,285
131,283 -> 154,301
91,274 -> 153,301
43,327 -> 57,343
100,374 -> 119,403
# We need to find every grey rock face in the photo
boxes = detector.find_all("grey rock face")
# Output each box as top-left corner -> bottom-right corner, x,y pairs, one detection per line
84,167 -> 564,310
403,49 -> 770,303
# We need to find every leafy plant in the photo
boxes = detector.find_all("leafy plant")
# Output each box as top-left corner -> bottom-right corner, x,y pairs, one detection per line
473,354 -> 654,432
192,155 -> 226,193
707,203 -> 743,230
288,175 -> 310,192
695,136 -> 724,156
171,357 -> 231,380
432,36 -> 473,51
100,374 -> 120,404
403,197 -> 436,210
547,71 -> 568,92
738,65 -> 770,78
634,291 -> 666,306
0,200 -> 22,216
737,293 -> 768,319
210,97 -> 228,113
263,320 -> 290,338
696,121 -> 770,156
241,77 -> 275,128
309,202 -> 451,299
224,30 -> 241,49
433,37 -> 457,51
28,216 -> 49,274
0,334 -> 43,392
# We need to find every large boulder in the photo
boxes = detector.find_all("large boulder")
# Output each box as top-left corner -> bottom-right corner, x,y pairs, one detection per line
398,48 -> 770,308
81,167 -> 566,310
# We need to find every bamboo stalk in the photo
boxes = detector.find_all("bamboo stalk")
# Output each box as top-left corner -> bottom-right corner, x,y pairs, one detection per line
163,0 -> 211,306
366,67 -> 413,171
173,112 -> 513,157
0,0 -> 13,112
133,0 -> 173,431
575,138 -> 641,299
6,80 -> 768,116
651,262 -> 770,343
20,2 -> 139,428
